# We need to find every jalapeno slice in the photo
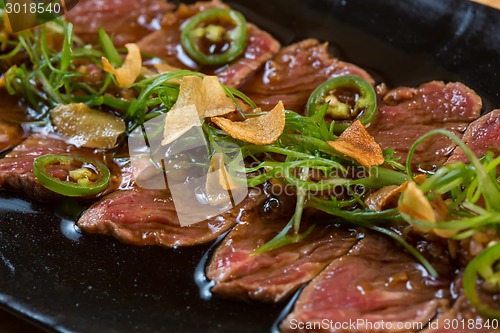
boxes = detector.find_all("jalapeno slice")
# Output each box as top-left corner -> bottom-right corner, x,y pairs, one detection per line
33,154 -> 111,197
181,8 -> 247,66
463,242 -> 500,319
307,75 -> 377,134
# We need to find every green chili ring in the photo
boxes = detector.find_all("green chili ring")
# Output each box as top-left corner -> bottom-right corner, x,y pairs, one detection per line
181,8 -> 247,66
463,242 -> 500,319
307,75 -> 377,134
33,154 -> 111,197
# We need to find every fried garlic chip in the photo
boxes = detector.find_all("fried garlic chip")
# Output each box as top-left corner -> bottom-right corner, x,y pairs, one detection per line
175,76 -> 235,117
162,104 -> 202,146
0,30 -> 8,52
50,103 -> 125,149
327,120 -> 384,168
365,174 -> 426,211
2,10 -> 11,34
399,180 -> 456,238
205,152 -> 240,206
211,101 -> 286,145
399,181 -> 435,223
213,153 -> 239,191
162,76 -> 236,145
102,43 -> 142,88
365,185 -> 401,211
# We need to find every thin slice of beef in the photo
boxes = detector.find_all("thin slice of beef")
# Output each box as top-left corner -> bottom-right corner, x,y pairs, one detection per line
0,135 -> 121,201
368,81 -> 482,169
214,24 -> 281,88
137,0 -> 223,69
65,0 -> 173,47
447,109 -> 500,164
206,215 -> 360,303
281,234 -> 450,333
239,39 -> 374,112
137,0 -> 280,88
77,187 -> 263,247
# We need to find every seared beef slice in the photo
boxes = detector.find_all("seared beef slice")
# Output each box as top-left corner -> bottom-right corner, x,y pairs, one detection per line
77,188 -> 264,248
65,0 -> 173,47
0,135 -> 120,201
137,0 -> 280,88
369,81 -> 482,168
206,217 -> 359,303
447,109 -> 500,164
281,235 -> 450,333
240,39 -> 374,112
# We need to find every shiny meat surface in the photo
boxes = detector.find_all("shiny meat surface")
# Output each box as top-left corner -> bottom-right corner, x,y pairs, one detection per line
369,81 -> 482,169
137,0 -> 280,87
447,109 -> 500,164
240,39 -> 374,112
207,214 -> 360,303
281,235 -> 450,333
65,0 -> 173,47
77,187 -> 264,247
0,135 -> 121,201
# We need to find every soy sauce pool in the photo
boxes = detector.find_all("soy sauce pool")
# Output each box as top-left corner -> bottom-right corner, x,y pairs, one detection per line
2,0 -> 500,332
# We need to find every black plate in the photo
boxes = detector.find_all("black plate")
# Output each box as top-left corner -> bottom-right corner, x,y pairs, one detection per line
1,1 -> 500,332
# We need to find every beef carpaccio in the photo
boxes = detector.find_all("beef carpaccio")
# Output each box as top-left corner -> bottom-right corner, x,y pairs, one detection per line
0,0 -> 499,332
369,81 -> 482,169
446,109 -> 500,166
240,39 -> 374,112
206,216 -> 360,302
65,0 -> 174,47
136,0 -> 281,87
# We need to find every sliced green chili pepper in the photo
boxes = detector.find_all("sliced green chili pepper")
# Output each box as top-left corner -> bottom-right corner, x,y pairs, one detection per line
307,75 -> 377,134
463,242 -> 500,319
33,154 -> 110,197
181,8 -> 247,66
